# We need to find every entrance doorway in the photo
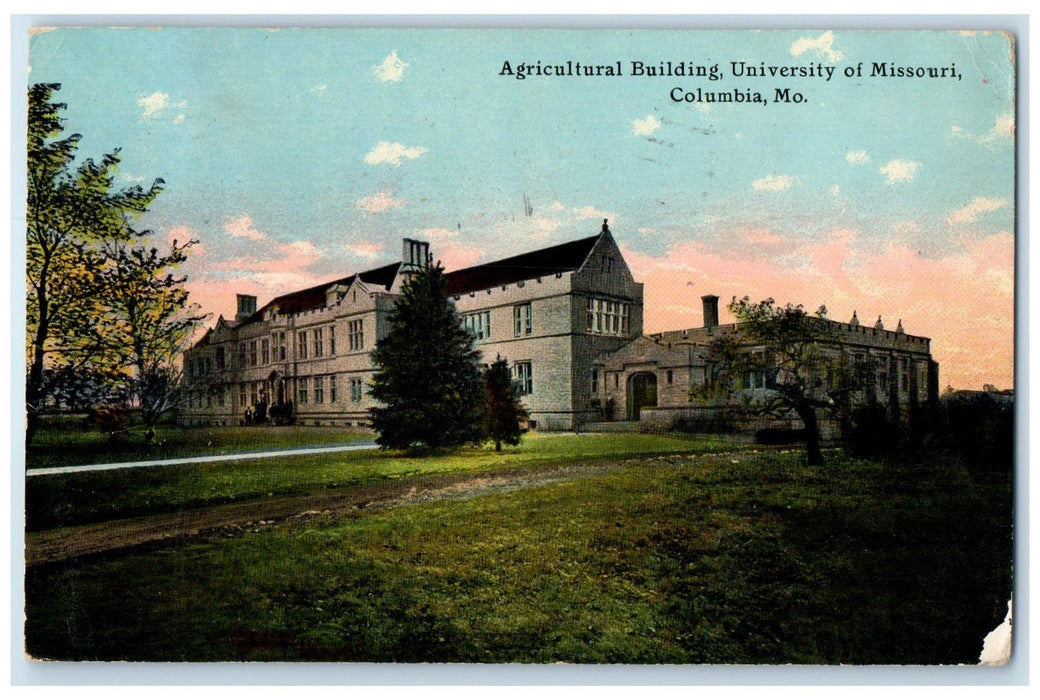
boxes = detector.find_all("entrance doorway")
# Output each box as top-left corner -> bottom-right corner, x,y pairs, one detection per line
627,372 -> 658,420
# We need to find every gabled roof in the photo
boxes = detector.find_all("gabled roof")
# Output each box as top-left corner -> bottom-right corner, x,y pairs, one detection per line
239,262 -> 402,325
443,233 -> 601,296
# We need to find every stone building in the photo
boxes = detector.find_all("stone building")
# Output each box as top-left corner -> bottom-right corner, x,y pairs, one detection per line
595,295 -> 939,433
180,221 -> 643,430
181,220 -> 937,434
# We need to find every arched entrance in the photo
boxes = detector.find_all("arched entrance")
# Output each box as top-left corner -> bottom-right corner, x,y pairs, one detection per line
627,372 -> 658,420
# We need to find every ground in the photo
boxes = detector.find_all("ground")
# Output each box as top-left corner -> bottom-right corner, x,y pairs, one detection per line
26,457 -> 630,566
23,434 -> 1014,665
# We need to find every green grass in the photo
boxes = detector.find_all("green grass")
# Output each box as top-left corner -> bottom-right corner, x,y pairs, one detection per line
24,449 -> 1013,663
25,423 -> 375,470
25,431 -> 733,530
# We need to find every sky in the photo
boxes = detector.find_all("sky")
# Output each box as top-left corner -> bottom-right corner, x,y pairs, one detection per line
24,27 -> 1016,390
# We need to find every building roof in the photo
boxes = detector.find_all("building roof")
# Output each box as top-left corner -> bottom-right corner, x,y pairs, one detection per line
443,233 -> 601,296
240,262 -> 402,324
230,227 -> 605,326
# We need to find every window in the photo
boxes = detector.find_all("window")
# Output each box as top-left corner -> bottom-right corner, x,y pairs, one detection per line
591,367 -> 599,394
261,339 -> 270,365
329,326 -> 336,355
216,346 -> 226,370
250,382 -> 259,406
350,377 -> 364,403
275,331 -> 286,361
349,320 -> 364,351
462,310 -> 492,341
313,327 -> 324,358
513,303 -> 532,337
513,361 -> 533,395
900,358 -> 910,392
217,389 -> 225,407
249,340 -> 258,367
586,298 -> 630,336
239,384 -> 247,408
298,380 -> 308,404
329,374 -> 337,403
667,370 -> 674,384
238,342 -> 247,368
313,376 -> 324,404
297,331 -> 308,359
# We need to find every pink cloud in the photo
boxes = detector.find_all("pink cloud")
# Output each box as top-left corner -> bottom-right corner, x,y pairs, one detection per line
224,215 -> 267,241
434,243 -> 485,270
624,230 -> 1014,390
184,238 -> 327,320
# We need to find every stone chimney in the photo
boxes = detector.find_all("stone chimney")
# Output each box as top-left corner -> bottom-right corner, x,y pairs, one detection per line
236,294 -> 257,323
702,294 -> 719,330
402,238 -> 431,272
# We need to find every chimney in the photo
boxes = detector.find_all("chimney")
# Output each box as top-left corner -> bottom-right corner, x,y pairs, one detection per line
235,294 -> 257,323
402,238 -> 430,272
701,294 -> 719,330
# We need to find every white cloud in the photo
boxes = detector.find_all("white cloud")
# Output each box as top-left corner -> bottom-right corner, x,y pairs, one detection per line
311,84 -> 328,95
346,242 -> 384,260
752,174 -> 795,192
364,141 -> 428,166
984,113 -> 1015,142
947,197 -> 1007,225
355,190 -> 406,213
224,215 -> 267,241
790,31 -> 845,63
138,91 -> 187,122
830,184 -> 841,196
573,205 -> 614,221
374,50 -> 408,83
418,227 -> 460,241
138,92 -> 170,119
879,159 -> 921,183
845,149 -> 870,165
632,114 -> 661,136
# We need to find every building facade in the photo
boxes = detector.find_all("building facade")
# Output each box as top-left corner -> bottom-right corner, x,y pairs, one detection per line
181,221 -> 937,434
595,295 -> 939,433
181,221 -> 643,430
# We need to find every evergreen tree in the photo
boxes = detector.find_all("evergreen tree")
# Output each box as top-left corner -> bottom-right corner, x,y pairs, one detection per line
483,355 -> 528,451
369,264 -> 486,450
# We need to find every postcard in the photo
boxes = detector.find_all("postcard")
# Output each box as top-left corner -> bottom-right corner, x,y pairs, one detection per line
21,25 -> 1016,671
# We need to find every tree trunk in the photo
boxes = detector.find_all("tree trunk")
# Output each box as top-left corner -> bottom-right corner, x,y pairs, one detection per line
795,402 -> 825,465
25,286 -> 50,447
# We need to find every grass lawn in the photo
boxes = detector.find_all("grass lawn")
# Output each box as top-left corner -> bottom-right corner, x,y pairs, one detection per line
24,449 -> 1013,664
25,431 -> 733,530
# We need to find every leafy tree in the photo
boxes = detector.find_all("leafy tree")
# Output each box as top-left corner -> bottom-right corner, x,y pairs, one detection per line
26,83 -> 197,441
103,238 -> 206,426
703,296 -> 857,465
369,264 -> 486,450
482,355 -> 528,451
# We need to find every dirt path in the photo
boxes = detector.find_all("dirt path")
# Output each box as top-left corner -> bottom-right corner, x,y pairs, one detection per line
24,458 -> 643,568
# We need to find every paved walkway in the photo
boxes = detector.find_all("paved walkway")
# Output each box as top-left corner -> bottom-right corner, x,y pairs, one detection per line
25,441 -> 379,478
